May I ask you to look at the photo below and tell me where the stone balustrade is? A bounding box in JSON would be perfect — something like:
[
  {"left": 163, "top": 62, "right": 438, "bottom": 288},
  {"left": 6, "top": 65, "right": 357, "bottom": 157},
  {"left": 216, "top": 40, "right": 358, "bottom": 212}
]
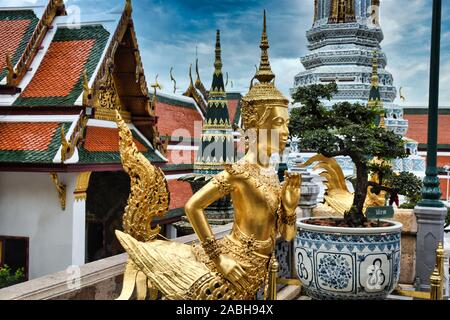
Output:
[
  {"left": 0, "top": 224, "right": 233, "bottom": 300},
  {"left": 0, "top": 223, "right": 298, "bottom": 300}
]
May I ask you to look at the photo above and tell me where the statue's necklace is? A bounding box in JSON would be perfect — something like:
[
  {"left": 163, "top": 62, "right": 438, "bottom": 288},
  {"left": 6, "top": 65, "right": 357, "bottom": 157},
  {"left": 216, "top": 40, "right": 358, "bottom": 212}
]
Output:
[{"left": 228, "top": 159, "right": 281, "bottom": 215}]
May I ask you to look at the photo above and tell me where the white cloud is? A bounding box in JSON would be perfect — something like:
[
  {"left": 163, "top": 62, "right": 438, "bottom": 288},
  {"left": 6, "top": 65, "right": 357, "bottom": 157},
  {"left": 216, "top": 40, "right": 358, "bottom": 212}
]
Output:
[{"left": 0, "top": 0, "right": 40, "bottom": 6}]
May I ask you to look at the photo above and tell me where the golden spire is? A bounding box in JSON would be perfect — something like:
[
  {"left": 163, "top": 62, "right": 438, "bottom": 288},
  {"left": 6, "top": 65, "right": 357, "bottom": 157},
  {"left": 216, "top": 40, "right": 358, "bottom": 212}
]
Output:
[
  {"left": 371, "top": 51, "right": 379, "bottom": 87},
  {"left": 214, "top": 30, "right": 223, "bottom": 75},
  {"left": 255, "top": 10, "right": 275, "bottom": 84},
  {"left": 368, "top": 51, "right": 384, "bottom": 125}
]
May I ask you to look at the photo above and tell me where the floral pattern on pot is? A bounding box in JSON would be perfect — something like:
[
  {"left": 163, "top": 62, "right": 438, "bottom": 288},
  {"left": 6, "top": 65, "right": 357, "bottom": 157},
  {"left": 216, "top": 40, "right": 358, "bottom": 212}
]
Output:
[
  {"left": 295, "top": 218, "right": 402, "bottom": 300},
  {"left": 317, "top": 253, "right": 353, "bottom": 291}
]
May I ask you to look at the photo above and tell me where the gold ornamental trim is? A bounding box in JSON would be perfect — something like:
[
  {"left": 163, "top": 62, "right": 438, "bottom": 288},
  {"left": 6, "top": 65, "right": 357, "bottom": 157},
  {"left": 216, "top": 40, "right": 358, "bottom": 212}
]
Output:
[
  {"left": 50, "top": 172, "right": 66, "bottom": 210},
  {"left": 74, "top": 172, "right": 92, "bottom": 202},
  {"left": 7, "top": 0, "right": 65, "bottom": 86},
  {"left": 60, "top": 113, "right": 88, "bottom": 162},
  {"left": 95, "top": 108, "right": 131, "bottom": 123}
]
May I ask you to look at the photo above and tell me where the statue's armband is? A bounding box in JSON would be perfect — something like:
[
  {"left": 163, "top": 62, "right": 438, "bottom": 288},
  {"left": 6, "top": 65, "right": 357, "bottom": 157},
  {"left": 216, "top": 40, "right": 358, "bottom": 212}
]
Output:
[{"left": 212, "top": 173, "right": 234, "bottom": 196}]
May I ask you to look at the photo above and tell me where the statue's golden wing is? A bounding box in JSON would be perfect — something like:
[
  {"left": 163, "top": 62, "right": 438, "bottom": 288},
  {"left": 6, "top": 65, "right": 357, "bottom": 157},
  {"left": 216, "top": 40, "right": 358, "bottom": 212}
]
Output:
[
  {"left": 116, "top": 111, "right": 170, "bottom": 242},
  {"left": 298, "top": 154, "right": 352, "bottom": 214}
]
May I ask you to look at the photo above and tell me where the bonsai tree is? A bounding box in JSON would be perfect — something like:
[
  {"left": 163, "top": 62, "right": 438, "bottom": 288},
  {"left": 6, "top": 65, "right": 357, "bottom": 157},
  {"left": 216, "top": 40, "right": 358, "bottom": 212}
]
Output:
[{"left": 290, "top": 83, "right": 419, "bottom": 227}]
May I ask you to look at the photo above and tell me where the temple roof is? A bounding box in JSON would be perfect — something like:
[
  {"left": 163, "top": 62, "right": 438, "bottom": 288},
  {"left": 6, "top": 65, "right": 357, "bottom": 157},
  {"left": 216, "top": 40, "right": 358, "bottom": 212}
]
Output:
[
  {"left": 0, "top": 116, "right": 165, "bottom": 167},
  {"left": 0, "top": 0, "right": 167, "bottom": 171},
  {"left": 0, "top": 121, "right": 69, "bottom": 163},
  {"left": 0, "top": 10, "right": 39, "bottom": 82},
  {"left": 14, "top": 25, "right": 109, "bottom": 106},
  {"left": 77, "top": 123, "right": 164, "bottom": 164}
]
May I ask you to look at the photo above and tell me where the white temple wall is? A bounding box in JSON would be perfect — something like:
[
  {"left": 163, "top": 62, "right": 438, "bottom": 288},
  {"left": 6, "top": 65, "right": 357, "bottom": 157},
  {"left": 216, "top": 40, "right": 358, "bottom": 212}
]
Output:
[{"left": 0, "top": 172, "right": 78, "bottom": 279}]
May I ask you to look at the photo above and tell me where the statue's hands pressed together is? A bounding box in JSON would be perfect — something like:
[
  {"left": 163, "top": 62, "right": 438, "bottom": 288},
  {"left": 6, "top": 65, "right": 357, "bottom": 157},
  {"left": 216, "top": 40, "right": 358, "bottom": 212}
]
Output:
[
  {"left": 214, "top": 254, "right": 250, "bottom": 291},
  {"left": 281, "top": 171, "right": 302, "bottom": 215}
]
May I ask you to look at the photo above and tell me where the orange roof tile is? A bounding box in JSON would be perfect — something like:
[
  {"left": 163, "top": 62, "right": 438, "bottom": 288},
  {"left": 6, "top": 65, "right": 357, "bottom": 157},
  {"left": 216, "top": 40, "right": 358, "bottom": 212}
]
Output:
[
  {"left": 0, "top": 20, "right": 31, "bottom": 74},
  {"left": 84, "top": 126, "right": 148, "bottom": 152},
  {"left": 0, "top": 122, "right": 59, "bottom": 151},
  {"left": 21, "top": 39, "right": 95, "bottom": 98}
]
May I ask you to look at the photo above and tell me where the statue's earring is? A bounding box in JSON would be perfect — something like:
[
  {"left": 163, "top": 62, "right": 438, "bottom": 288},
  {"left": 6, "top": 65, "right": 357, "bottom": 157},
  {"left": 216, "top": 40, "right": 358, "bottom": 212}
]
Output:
[{"left": 239, "top": 128, "right": 257, "bottom": 154}]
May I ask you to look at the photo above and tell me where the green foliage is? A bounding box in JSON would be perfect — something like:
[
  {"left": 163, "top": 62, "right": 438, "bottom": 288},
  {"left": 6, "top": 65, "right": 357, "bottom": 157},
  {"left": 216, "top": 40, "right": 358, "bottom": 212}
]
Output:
[
  {"left": 385, "top": 172, "right": 423, "bottom": 208},
  {"left": 290, "top": 83, "right": 414, "bottom": 226},
  {"left": 0, "top": 265, "right": 25, "bottom": 289},
  {"left": 290, "top": 84, "right": 405, "bottom": 162}
]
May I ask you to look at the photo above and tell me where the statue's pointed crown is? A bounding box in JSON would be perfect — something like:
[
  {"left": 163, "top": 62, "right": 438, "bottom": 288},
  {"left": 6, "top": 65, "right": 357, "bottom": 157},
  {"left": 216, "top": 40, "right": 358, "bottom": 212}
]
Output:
[{"left": 241, "top": 10, "right": 289, "bottom": 129}]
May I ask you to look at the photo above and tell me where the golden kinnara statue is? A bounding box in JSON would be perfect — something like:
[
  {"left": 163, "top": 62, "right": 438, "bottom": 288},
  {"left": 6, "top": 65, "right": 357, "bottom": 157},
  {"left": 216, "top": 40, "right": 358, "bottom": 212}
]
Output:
[{"left": 114, "top": 11, "right": 301, "bottom": 300}]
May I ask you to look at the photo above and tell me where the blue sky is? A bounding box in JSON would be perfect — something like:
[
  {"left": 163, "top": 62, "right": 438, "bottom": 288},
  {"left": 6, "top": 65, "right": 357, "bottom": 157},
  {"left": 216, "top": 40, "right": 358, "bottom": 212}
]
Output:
[{"left": 2, "top": 0, "right": 450, "bottom": 106}]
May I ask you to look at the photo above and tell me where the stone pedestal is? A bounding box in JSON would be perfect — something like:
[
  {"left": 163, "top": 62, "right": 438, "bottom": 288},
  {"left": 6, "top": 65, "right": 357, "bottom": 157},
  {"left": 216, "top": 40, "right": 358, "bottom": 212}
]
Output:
[
  {"left": 291, "top": 168, "right": 320, "bottom": 218},
  {"left": 414, "top": 206, "right": 447, "bottom": 291},
  {"left": 389, "top": 209, "right": 418, "bottom": 285}
]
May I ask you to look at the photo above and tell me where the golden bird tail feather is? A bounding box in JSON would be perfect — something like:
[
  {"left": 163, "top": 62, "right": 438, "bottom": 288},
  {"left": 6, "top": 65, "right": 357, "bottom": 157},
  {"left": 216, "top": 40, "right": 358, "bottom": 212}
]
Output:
[
  {"left": 298, "top": 154, "right": 352, "bottom": 214},
  {"left": 115, "top": 230, "right": 208, "bottom": 300},
  {"left": 116, "top": 110, "right": 170, "bottom": 243},
  {"left": 298, "top": 154, "right": 349, "bottom": 192}
]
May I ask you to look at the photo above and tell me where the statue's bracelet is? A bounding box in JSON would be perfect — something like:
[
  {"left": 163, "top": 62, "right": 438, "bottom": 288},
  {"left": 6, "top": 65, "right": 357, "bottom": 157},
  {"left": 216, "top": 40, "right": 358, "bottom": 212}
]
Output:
[
  {"left": 282, "top": 214, "right": 297, "bottom": 226},
  {"left": 202, "top": 237, "right": 222, "bottom": 261}
]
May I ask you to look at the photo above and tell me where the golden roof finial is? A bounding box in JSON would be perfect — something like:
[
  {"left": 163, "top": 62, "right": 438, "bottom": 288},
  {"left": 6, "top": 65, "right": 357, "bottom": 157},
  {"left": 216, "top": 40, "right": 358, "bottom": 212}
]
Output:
[
  {"left": 149, "top": 74, "right": 161, "bottom": 116},
  {"left": 255, "top": 10, "right": 275, "bottom": 84},
  {"left": 125, "top": 0, "right": 132, "bottom": 15},
  {"left": 6, "top": 53, "right": 15, "bottom": 86},
  {"left": 82, "top": 69, "right": 93, "bottom": 105},
  {"left": 189, "top": 63, "right": 194, "bottom": 86},
  {"left": 195, "top": 58, "right": 201, "bottom": 85},
  {"left": 150, "top": 74, "right": 162, "bottom": 94}
]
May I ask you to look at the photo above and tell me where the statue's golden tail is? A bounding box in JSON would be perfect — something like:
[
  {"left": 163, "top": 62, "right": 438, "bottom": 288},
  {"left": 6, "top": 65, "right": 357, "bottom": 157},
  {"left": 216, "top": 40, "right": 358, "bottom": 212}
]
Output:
[
  {"left": 298, "top": 154, "right": 353, "bottom": 215},
  {"left": 115, "top": 111, "right": 170, "bottom": 299},
  {"left": 115, "top": 230, "right": 208, "bottom": 300}
]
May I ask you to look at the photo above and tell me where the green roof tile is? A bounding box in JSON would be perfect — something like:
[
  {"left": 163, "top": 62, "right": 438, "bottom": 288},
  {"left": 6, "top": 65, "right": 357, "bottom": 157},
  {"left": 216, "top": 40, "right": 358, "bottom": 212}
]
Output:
[
  {"left": 13, "top": 25, "right": 109, "bottom": 106},
  {"left": 0, "top": 10, "right": 39, "bottom": 80},
  {"left": 0, "top": 122, "right": 71, "bottom": 163},
  {"left": 77, "top": 129, "right": 166, "bottom": 164}
]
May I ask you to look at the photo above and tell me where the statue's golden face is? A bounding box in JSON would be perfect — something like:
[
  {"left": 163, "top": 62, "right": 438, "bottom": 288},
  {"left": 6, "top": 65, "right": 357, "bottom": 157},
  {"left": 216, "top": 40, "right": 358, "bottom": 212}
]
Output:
[{"left": 259, "top": 106, "right": 289, "bottom": 154}]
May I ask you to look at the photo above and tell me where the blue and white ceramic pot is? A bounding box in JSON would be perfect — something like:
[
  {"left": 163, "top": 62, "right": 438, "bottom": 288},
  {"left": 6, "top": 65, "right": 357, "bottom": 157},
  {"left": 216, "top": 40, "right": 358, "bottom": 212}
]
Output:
[{"left": 295, "top": 217, "right": 402, "bottom": 300}]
